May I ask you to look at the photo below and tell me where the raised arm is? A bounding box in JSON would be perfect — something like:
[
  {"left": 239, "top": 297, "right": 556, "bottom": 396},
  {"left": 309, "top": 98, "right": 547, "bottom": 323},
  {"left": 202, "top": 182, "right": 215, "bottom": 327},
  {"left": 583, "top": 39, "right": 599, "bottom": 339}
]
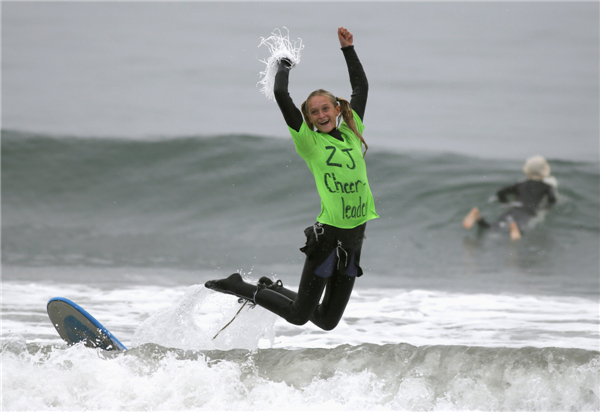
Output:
[
  {"left": 273, "top": 28, "right": 369, "bottom": 132},
  {"left": 339, "top": 27, "right": 368, "bottom": 121},
  {"left": 274, "top": 59, "right": 304, "bottom": 132}
]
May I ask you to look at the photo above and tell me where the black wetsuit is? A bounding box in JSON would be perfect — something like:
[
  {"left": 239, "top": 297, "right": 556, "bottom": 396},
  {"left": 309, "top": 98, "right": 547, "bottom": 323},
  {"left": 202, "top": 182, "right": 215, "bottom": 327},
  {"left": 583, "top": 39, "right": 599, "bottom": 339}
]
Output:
[
  {"left": 478, "top": 179, "right": 557, "bottom": 231},
  {"left": 206, "top": 46, "right": 370, "bottom": 331}
]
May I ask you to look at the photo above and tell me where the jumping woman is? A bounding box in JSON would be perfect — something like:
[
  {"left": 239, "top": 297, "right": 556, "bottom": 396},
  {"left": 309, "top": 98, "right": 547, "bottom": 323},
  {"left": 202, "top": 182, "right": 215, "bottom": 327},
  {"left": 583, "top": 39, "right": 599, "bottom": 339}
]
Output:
[{"left": 205, "top": 27, "right": 378, "bottom": 331}]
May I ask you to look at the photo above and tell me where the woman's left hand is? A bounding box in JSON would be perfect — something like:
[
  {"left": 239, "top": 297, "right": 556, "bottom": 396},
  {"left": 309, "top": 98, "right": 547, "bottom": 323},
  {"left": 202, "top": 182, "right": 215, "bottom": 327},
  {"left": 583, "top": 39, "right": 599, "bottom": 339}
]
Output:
[{"left": 338, "top": 27, "right": 353, "bottom": 47}]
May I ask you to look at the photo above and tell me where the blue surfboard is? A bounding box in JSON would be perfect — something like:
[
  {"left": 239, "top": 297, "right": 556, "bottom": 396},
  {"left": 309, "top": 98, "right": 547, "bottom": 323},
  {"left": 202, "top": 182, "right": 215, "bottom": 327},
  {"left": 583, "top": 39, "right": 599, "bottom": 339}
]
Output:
[{"left": 47, "top": 297, "right": 127, "bottom": 351}]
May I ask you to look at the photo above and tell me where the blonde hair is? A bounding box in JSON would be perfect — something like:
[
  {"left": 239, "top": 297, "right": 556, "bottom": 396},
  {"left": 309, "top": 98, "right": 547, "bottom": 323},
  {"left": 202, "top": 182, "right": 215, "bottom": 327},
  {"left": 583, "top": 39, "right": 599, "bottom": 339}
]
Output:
[
  {"left": 523, "top": 155, "right": 551, "bottom": 180},
  {"left": 301, "top": 89, "right": 368, "bottom": 156}
]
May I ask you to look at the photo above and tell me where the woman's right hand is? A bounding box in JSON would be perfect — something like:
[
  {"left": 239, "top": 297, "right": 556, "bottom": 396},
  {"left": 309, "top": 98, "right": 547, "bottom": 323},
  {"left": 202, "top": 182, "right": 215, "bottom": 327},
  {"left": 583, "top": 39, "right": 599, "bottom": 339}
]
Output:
[{"left": 338, "top": 27, "right": 353, "bottom": 47}]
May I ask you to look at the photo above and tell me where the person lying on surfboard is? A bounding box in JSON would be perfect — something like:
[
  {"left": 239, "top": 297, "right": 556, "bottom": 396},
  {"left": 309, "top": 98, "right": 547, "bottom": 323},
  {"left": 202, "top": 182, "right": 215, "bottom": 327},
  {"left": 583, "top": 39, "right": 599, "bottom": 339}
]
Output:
[
  {"left": 462, "top": 155, "right": 557, "bottom": 240},
  {"left": 205, "top": 27, "right": 379, "bottom": 331}
]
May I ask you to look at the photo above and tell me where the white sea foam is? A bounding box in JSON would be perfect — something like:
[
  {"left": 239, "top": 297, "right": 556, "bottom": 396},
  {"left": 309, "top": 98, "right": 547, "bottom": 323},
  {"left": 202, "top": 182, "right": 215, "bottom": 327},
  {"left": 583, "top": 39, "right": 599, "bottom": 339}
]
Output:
[
  {"left": 2, "top": 333, "right": 597, "bottom": 411},
  {"left": 2, "top": 280, "right": 598, "bottom": 411},
  {"left": 2, "top": 280, "right": 598, "bottom": 351}
]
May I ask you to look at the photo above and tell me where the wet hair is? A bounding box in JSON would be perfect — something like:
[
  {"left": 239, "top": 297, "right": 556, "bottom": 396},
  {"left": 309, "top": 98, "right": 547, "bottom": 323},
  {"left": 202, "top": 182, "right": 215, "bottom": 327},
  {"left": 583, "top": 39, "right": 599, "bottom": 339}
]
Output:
[{"left": 301, "top": 89, "right": 368, "bottom": 156}]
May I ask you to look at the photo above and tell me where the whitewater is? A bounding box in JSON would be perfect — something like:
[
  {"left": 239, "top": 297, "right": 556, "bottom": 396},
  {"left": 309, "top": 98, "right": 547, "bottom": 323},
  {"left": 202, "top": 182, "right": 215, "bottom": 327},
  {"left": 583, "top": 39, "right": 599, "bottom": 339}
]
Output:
[{"left": 3, "top": 279, "right": 599, "bottom": 411}]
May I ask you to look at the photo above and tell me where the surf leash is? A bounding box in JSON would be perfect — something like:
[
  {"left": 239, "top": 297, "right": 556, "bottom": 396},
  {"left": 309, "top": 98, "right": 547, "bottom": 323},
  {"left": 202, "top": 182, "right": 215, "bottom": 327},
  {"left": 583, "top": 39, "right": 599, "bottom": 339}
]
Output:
[{"left": 212, "top": 300, "right": 250, "bottom": 340}]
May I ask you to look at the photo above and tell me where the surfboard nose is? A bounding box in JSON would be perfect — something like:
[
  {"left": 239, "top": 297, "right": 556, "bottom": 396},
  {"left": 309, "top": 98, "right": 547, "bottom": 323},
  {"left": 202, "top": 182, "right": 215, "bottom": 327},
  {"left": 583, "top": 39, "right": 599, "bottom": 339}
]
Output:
[{"left": 47, "top": 297, "right": 127, "bottom": 351}]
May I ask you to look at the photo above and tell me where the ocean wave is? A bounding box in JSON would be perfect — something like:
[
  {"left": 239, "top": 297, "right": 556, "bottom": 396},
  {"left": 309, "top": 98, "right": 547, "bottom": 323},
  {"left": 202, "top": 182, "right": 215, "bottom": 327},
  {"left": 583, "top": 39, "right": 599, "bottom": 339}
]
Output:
[
  {"left": 2, "top": 337, "right": 598, "bottom": 411},
  {"left": 2, "top": 130, "right": 599, "bottom": 296}
]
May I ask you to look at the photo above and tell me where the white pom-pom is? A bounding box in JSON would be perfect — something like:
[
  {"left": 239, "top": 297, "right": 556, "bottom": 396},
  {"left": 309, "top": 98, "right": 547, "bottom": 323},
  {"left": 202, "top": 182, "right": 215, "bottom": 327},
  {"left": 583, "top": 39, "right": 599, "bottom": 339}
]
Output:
[{"left": 257, "top": 27, "right": 304, "bottom": 100}]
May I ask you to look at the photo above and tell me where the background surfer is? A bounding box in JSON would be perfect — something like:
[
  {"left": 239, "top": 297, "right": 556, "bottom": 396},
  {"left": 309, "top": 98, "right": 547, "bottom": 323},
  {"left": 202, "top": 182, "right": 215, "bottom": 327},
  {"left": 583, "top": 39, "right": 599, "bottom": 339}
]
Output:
[
  {"left": 206, "top": 27, "right": 378, "bottom": 331},
  {"left": 462, "top": 155, "right": 557, "bottom": 240}
]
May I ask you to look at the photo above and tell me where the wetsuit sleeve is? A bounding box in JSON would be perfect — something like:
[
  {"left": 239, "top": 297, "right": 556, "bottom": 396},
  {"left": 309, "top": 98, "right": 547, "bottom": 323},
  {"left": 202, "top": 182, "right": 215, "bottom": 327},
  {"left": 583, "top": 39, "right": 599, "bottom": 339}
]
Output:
[
  {"left": 274, "top": 59, "right": 304, "bottom": 132},
  {"left": 546, "top": 185, "right": 557, "bottom": 206},
  {"left": 497, "top": 184, "right": 518, "bottom": 203},
  {"left": 342, "top": 45, "right": 368, "bottom": 121}
]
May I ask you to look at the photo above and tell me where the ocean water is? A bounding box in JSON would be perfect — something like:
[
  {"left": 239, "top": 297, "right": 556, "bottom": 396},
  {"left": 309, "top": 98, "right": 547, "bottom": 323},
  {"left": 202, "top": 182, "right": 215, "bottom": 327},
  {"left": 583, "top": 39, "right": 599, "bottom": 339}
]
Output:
[{"left": 2, "top": 2, "right": 599, "bottom": 411}]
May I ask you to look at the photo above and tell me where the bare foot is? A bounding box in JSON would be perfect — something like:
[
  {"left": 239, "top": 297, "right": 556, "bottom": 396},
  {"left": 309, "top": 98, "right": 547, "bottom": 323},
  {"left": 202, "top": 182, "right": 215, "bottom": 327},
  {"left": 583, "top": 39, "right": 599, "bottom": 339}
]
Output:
[
  {"left": 509, "top": 221, "right": 521, "bottom": 240},
  {"left": 462, "top": 207, "right": 481, "bottom": 229}
]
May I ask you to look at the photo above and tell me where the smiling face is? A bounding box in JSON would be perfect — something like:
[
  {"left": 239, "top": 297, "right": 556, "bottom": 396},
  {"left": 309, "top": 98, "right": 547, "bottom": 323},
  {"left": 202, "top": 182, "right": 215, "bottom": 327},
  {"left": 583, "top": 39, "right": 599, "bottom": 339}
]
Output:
[{"left": 306, "top": 95, "right": 341, "bottom": 134}]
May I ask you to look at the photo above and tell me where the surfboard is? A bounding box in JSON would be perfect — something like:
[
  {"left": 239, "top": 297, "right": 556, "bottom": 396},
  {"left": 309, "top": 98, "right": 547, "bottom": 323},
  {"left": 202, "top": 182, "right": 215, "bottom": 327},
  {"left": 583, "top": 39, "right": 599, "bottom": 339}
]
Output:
[{"left": 47, "top": 297, "right": 127, "bottom": 351}]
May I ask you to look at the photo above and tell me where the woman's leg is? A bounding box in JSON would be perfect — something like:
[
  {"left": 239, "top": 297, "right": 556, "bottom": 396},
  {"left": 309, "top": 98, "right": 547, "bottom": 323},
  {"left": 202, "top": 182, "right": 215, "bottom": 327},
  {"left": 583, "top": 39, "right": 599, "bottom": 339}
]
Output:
[
  {"left": 205, "top": 238, "right": 334, "bottom": 326},
  {"left": 300, "top": 224, "right": 364, "bottom": 329},
  {"left": 463, "top": 207, "right": 481, "bottom": 229},
  {"left": 205, "top": 223, "right": 365, "bottom": 330},
  {"left": 311, "top": 270, "right": 356, "bottom": 330},
  {"left": 463, "top": 207, "right": 492, "bottom": 229},
  {"left": 255, "top": 259, "right": 328, "bottom": 326},
  {"left": 257, "top": 246, "right": 359, "bottom": 329}
]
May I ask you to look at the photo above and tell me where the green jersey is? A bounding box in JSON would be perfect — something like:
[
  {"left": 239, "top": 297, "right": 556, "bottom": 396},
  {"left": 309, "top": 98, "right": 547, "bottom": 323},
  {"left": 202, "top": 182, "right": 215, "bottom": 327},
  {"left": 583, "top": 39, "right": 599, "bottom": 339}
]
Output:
[{"left": 289, "top": 110, "right": 379, "bottom": 229}]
